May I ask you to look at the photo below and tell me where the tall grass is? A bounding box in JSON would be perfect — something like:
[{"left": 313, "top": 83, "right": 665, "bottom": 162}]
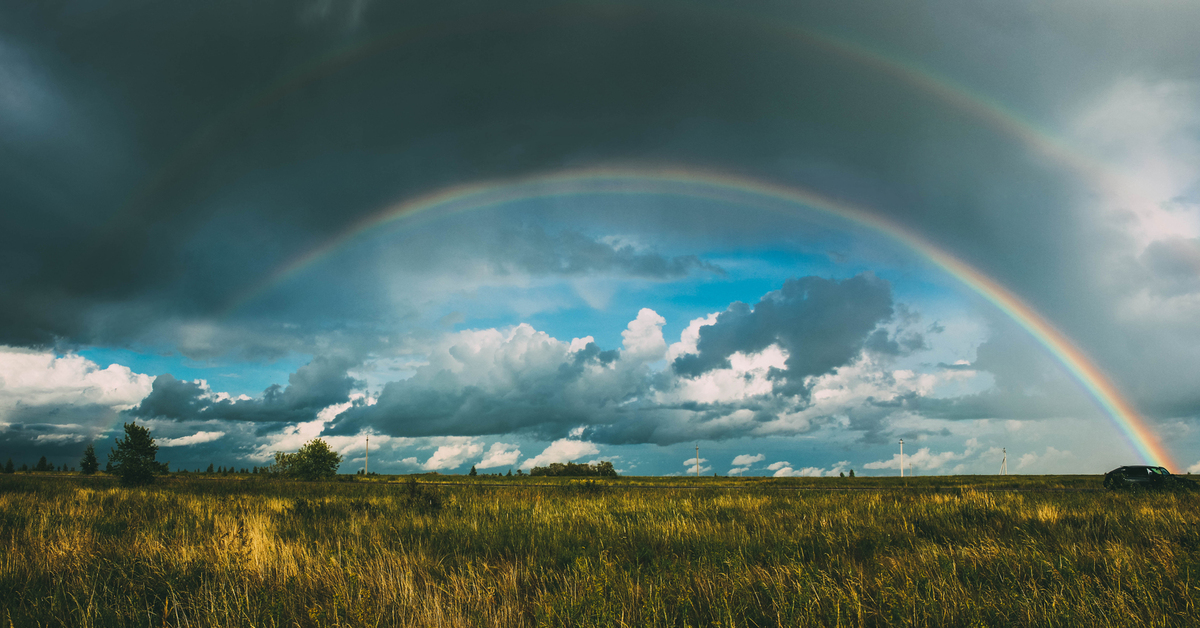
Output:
[{"left": 1, "top": 475, "right": 1197, "bottom": 627}]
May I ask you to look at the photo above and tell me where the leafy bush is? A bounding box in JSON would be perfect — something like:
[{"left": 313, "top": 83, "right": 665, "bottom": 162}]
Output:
[
  {"left": 271, "top": 438, "right": 342, "bottom": 481},
  {"left": 529, "top": 461, "right": 617, "bottom": 477}
]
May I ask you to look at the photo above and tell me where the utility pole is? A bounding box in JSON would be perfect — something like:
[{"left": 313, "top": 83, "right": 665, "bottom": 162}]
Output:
[
  {"left": 1000, "top": 448, "right": 1007, "bottom": 475},
  {"left": 365, "top": 436, "right": 369, "bottom": 475},
  {"left": 695, "top": 443, "right": 700, "bottom": 478},
  {"left": 899, "top": 438, "right": 904, "bottom": 478}
]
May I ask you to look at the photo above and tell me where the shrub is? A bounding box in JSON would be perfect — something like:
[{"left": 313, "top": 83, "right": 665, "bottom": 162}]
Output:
[
  {"left": 272, "top": 438, "right": 343, "bottom": 481},
  {"left": 529, "top": 461, "right": 617, "bottom": 477}
]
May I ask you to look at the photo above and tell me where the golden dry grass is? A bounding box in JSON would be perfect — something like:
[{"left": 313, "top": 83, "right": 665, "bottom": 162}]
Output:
[{"left": 1, "top": 475, "right": 1198, "bottom": 627}]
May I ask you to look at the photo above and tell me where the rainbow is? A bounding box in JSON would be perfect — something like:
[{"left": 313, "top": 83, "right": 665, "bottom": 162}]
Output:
[{"left": 225, "top": 166, "right": 1177, "bottom": 470}]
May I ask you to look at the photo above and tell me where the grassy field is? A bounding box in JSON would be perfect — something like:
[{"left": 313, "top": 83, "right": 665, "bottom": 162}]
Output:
[{"left": 2, "top": 474, "right": 1198, "bottom": 627}]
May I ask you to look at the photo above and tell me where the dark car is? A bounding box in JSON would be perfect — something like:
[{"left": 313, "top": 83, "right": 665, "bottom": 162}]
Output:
[{"left": 1103, "top": 465, "right": 1198, "bottom": 490}]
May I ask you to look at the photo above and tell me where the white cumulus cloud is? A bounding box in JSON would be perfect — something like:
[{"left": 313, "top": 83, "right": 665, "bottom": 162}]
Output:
[
  {"left": 478, "top": 442, "right": 521, "bottom": 468},
  {"left": 731, "top": 453, "right": 765, "bottom": 466},
  {"left": 423, "top": 439, "right": 484, "bottom": 471},
  {"left": 621, "top": 308, "right": 667, "bottom": 362},
  {"left": 158, "top": 431, "right": 225, "bottom": 447},
  {"left": 520, "top": 439, "right": 599, "bottom": 469},
  {"left": 0, "top": 347, "right": 153, "bottom": 419}
]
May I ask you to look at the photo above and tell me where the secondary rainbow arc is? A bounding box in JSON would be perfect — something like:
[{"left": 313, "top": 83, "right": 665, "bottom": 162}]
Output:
[{"left": 226, "top": 166, "right": 1176, "bottom": 471}]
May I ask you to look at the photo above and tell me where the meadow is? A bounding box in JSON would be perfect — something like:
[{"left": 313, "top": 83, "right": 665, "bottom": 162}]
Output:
[{"left": 1, "top": 473, "right": 1198, "bottom": 627}]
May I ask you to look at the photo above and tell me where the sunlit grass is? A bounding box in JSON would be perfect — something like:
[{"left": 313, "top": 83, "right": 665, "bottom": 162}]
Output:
[{"left": 1, "top": 475, "right": 1197, "bottom": 626}]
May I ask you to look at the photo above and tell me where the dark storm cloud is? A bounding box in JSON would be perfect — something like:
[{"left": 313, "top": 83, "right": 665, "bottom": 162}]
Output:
[
  {"left": 0, "top": 0, "right": 1103, "bottom": 351},
  {"left": 3, "top": 0, "right": 1200, "bottom": 435},
  {"left": 673, "top": 274, "right": 893, "bottom": 392},
  {"left": 128, "top": 356, "right": 361, "bottom": 423}
]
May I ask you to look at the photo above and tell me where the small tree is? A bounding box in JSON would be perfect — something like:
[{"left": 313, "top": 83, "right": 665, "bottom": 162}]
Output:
[
  {"left": 36, "top": 456, "right": 49, "bottom": 472},
  {"left": 468, "top": 465, "right": 477, "bottom": 477},
  {"left": 109, "top": 422, "right": 167, "bottom": 486},
  {"left": 849, "top": 469, "right": 855, "bottom": 478},
  {"left": 3, "top": 459, "right": 13, "bottom": 474},
  {"left": 206, "top": 463, "right": 214, "bottom": 474},
  {"left": 80, "top": 444, "right": 99, "bottom": 475},
  {"left": 272, "top": 438, "right": 342, "bottom": 481}
]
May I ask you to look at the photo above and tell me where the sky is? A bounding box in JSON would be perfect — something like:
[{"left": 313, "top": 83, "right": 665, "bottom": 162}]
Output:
[{"left": 2, "top": 0, "right": 1200, "bottom": 477}]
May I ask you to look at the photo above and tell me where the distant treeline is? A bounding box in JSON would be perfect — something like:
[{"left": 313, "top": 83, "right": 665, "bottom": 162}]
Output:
[
  {"left": 529, "top": 461, "right": 617, "bottom": 477},
  {"left": 3, "top": 457, "right": 73, "bottom": 474}
]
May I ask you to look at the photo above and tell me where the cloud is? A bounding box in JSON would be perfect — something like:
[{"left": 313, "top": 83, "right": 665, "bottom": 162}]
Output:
[
  {"left": 520, "top": 439, "right": 600, "bottom": 470},
  {"left": 681, "top": 457, "right": 712, "bottom": 474},
  {"left": 423, "top": 439, "right": 484, "bottom": 471},
  {"left": 477, "top": 442, "right": 521, "bottom": 469},
  {"left": 128, "top": 355, "right": 362, "bottom": 424},
  {"left": 731, "top": 453, "right": 764, "bottom": 466},
  {"left": 7, "top": 0, "right": 1200, "bottom": 470},
  {"left": 864, "top": 439, "right": 982, "bottom": 473},
  {"left": 1015, "top": 446, "right": 1077, "bottom": 474},
  {"left": 158, "top": 431, "right": 225, "bottom": 447},
  {"left": 330, "top": 311, "right": 671, "bottom": 441},
  {"left": 621, "top": 308, "right": 668, "bottom": 362},
  {"left": 763, "top": 460, "right": 849, "bottom": 477},
  {"left": 671, "top": 274, "right": 894, "bottom": 396},
  {"left": 0, "top": 347, "right": 153, "bottom": 421},
  {"left": 728, "top": 453, "right": 764, "bottom": 475}
]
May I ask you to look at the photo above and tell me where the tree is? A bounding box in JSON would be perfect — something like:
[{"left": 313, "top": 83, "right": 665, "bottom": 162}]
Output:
[
  {"left": 529, "top": 461, "right": 617, "bottom": 478},
  {"left": 206, "top": 463, "right": 214, "bottom": 474},
  {"left": 849, "top": 469, "right": 855, "bottom": 478},
  {"left": 80, "top": 444, "right": 99, "bottom": 475},
  {"left": 468, "top": 465, "right": 477, "bottom": 477},
  {"left": 272, "top": 438, "right": 342, "bottom": 481},
  {"left": 36, "top": 456, "right": 49, "bottom": 472},
  {"left": 109, "top": 422, "right": 167, "bottom": 486},
  {"left": 3, "top": 459, "right": 12, "bottom": 474}
]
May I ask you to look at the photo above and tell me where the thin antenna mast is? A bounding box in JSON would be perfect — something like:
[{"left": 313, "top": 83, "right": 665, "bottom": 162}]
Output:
[
  {"left": 1000, "top": 448, "right": 1007, "bottom": 475},
  {"left": 695, "top": 443, "right": 700, "bottom": 478},
  {"left": 365, "top": 436, "right": 369, "bottom": 475},
  {"left": 899, "top": 438, "right": 904, "bottom": 478}
]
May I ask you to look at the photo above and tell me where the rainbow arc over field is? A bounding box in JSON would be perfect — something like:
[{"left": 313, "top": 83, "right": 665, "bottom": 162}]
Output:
[{"left": 226, "top": 166, "right": 1176, "bottom": 470}]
